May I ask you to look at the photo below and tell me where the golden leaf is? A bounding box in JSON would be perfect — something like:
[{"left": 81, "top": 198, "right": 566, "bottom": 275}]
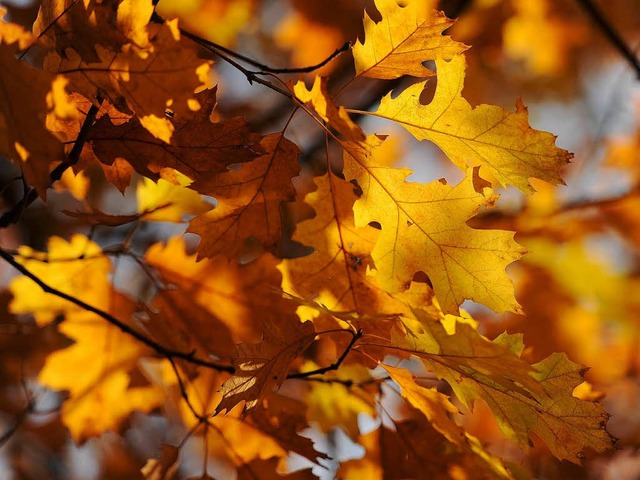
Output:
[
  {"left": 353, "top": 0, "right": 467, "bottom": 79},
  {"left": 343, "top": 136, "right": 525, "bottom": 314},
  {"left": 369, "top": 55, "right": 572, "bottom": 193},
  {"left": 9, "top": 235, "right": 163, "bottom": 441},
  {"left": 400, "top": 309, "right": 614, "bottom": 463}
]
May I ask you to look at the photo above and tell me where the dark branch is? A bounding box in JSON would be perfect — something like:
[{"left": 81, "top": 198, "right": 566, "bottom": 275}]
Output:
[
  {"left": 576, "top": 0, "right": 640, "bottom": 78},
  {"left": 286, "top": 329, "right": 362, "bottom": 380},
  {"left": 0, "top": 247, "right": 235, "bottom": 373},
  {"left": 0, "top": 101, "right": 101, "bottom": 228}
]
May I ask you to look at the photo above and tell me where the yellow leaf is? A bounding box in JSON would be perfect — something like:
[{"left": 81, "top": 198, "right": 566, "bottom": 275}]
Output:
[
  {"left": 305, "top": 363, "right": 376, "bottom": 439},
  {"left": 55, "top": 168, "right": 90, "bottom": 200},
  {"left": 279, "top": 172, "right": 379, "bottom": 318},
  {"left": 399, "top": 309, "right": 614, "bottom": 463},
  {"left": 293, "top": 77, "right": 364, "bottom": 142},
  {"left": 137, "top": 169, "right": 212, "bottom": 222},
  {"left": 381, "top": 364, "right": 464, "bottom": 445},
  {"left": 353, "top": 0, "right": 467, "bottom": 79},
  {"left": 9, "top": 235, "right": 163, "bottom": 441},
  {"left": 369, "top": 55, "right": 572, "bottom": 193},
  {"left": 343, "top": 136, "right": 525, "bottom": 314}
]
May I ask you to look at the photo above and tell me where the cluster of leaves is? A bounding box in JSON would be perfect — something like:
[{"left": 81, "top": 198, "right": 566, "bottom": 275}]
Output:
[{"left": 4, "top": 0, "right": 638, "bottom": 478}]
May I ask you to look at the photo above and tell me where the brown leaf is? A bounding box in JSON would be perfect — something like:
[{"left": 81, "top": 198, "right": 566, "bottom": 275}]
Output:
[
  {"left": 187, "top": 133, "right": 300, "bottom": 259},
  {"left": 0, "top": 32, "right": 70, "bottom": 197},
  {"left": 89, "top": 88, "right": 263, "bottom": 182},
  {"left": 46, "top": 19, "right": 212, "bottom": 142},
  {"left": 34, "top": 0, "right": 154, "bottom": 62},
  {"left": 215, "top": 318, "right": 316, "bottom": 415}
]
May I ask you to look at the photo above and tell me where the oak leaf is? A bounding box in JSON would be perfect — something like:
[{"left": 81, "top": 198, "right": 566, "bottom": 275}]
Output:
[
  {"left": 89, "top": 88, "right": 262, "bottom": 184},
  {"left": 47, "top": 19, "right": 212, "bottom": 142},
  {"left": 353, "top": 0, "right": 467, "bottom": 79},
  {"left": 9, "top": 235, "right": 164, "bottom": 441},
  {"left": 370, "top": 55, "right": 572, "bottom": 192},
  {"left": 187, "top": 133, "right": 299, "bottom": 259},
  {"left": 343, "top": 136, "right": 525, "bottom": 314},
  {"left": 399, "top": 309, "right": 614, "bottom": 463},
  {"left": 215, "top": 317, "right": 316, "bottom": 415}
]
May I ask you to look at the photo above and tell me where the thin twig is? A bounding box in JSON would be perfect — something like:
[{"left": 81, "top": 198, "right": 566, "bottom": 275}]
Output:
[
  {"left": 286, "top": 329, "right": 362, "bottom": 379},
  {"left": 0, "top": 247, "right": 235, "bottom": 373},
  {"left": 167, "top": 356, "right": 207, "bottom": 422},
  {"left": 576, "top": 0, "right": 640, "bottom": 78},
  {"left": 151, "top": 12, "right": 350, "bottom": 75}
]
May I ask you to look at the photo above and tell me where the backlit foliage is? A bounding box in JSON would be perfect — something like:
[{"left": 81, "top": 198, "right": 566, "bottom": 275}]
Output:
[{"left": 1, "top": 0, "right": 639, "bottom": 478}]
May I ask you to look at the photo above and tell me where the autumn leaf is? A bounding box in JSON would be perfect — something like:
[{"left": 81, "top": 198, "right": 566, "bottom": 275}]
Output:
[
  {"left": 339, "top": 413, "right": 512, "bottom": 480},
  {"left": 248, "top": 394, "right": 324, "bottom": 464},
  {"left": 215, "top": 317, "right": 316, "bottom": 415},
  {"left": 176, "top": 369, "right": 290, "bottom": 466},
  {"left": 187, "top": 133, "right": 300, "bottom": 259},
  {"left": 145, "top": 237, "right": 294, "bottom": 344},
  {"left": 46, "top": 19, "right": 212, "bottom": 142},
  {"left": 343, "top": 135, "right": 525, "bottom": 314},
  {"left": 0, "top": 22, "right": 74, "bottom": 196},
  {"left": 352, "top": 0, "right": 467, "bottom": 79},
  {"left": 396, "top": 308, "right": 614, "bottom": 463},
  {"left": 304, "top": 362, "right": 377, "bottom": 439},
  {"left": 293, "top": 76, "right": 364, "bottom": 141},
  {"left": 279, "top": 172, "right": 378, "bottom": 315},
  {"left": 364, "top": 55, "right": 572, "bottom": 193},
  {"left": 137, "top": 169, "right": 212, "bottom": 222},
  {"left": 381, "top": 364, "right": 464, "bottom": 445},
  {"left": 89, "top": 88, "right": 262, "bottom": 184},
  {"left": 9, "top": 235, "right": 164, "bottom": 441},
  {"left": 34, "top": 0, "right": 155, "bottom": 61}
]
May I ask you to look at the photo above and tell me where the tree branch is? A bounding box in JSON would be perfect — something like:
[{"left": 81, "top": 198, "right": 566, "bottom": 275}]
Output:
[
  {"left": 0, "top": 100, "right": 101, "bottom": 228},
  {"left": 0, "top": 247, "right": 235, "bottom": 373},
  {"left": 286, "top": 329, "right": 362, "bottom": 380},
  {"left": 576, "top": 0, "right": 640, "bottom": 78}
]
